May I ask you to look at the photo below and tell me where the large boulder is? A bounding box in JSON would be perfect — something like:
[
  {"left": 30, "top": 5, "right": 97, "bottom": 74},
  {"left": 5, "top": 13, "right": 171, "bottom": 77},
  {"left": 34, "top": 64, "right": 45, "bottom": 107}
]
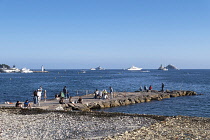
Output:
[
  {"left": 138, "top": 96, "right": 145, "bottom": 102},
  {"left": 72, "top": 104, "right": 90, "bottom": 111},
  {"left": 186, "top": 91, "right": 197, "bottom": 96},
  {"left": 110, "top": 100, "right": 121, "bottom": 107},
  {"left": 128, "top": 98, "right": 136, "bottom": 104},
  {"left": 102, "top": 101, "right": 111, "bottom": 108},
  {"left": 133, "top": 97, "right": 141, "bottom": 103},
  {"left": 124, "top": 98, "right": 131, "bottom": 105},
  {"left": 97, "top": 101, "right": 105, "bottom": 108},
  {"left": 87, "top": 102, "right": 100, "bottom": 109},
  {"left": 160, "top": 93, "right": 170, "bottom": 99}
]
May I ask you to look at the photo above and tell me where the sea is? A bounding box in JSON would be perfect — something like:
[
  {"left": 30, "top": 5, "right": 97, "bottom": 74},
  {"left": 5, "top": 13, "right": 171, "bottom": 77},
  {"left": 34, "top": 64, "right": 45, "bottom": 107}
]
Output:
[{"left": 0, "top": 69, "right": 209, "bottom": 117}]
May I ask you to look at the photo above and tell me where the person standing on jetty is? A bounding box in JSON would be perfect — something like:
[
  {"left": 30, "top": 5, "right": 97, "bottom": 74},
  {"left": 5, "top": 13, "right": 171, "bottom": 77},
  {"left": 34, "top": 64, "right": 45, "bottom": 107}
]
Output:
[
  {"left": 33, "top": 90, "right": 38, "bottom": 106},
  {"left": 109, "top": 86, "right": 113, "bottom": 99},
  {"left": 139, "top": 86, "right": 143, "bottom": 91},
  {"left": 144, "top": 85, "right": 148, "bottom": 92},
  {"left": 162, "top": 83, "right": 165, "bottom": 92},
  {"left": 63, "top": 86, "right": 69, "bottom": 99},
  {"left": 94, "top": 89, "right": 99, "bottom": 99},
  {"left": 37, "top": 87, "right": 42, "bottom": 103}
]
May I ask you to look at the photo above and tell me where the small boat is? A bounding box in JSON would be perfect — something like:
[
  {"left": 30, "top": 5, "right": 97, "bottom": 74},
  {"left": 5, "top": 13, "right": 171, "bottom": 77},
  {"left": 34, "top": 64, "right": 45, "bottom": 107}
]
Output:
[
  {"left": 127, "top": 66, "right": 142, "bottom": 71},
  {"left": 81, "top": 70, "right": 86, "bottom": 73},
  {"left": 95, "top": 66, "right": 105, "bottom": 70},
  {"left": 90, "top": 68, "right": 96, "bottom": 70},
  {"left": 20, "top": 68, "right": 33, "bottom": 73}
]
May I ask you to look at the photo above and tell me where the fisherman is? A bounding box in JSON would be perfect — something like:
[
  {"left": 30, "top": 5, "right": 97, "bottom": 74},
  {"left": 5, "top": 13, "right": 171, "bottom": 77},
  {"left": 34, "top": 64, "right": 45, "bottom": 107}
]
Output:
[
  {"left": 109, "top": 86, "right": 113, "bottom": 99},
  {"left": 162, "top": 83, "right": 165, "bottom": 92}
]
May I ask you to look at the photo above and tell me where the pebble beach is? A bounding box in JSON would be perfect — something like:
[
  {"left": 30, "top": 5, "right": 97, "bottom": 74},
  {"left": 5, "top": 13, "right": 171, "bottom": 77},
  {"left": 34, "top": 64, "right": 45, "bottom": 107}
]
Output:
[
  {"left": 0, "top": 108, "right": 210, "bottom": 140},
  {"left": 0, "top": 108, "right": 159, "bottom": 140}
]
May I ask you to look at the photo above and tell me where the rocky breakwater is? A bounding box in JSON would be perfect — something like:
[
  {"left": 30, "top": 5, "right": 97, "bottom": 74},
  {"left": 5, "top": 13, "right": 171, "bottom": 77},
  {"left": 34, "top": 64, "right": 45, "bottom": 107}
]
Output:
[{"left": 78, "top": 90, "right": 197, "bottom": 111}]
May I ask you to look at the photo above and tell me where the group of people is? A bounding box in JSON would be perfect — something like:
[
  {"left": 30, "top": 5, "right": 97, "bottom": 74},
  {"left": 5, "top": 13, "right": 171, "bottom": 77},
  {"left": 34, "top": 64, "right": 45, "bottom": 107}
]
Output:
[
  {"left": 58, "top": 86, "right": 83, "bottom": 106},
  {"left": 59, "top": 96, "right": 83, "bottom": 105},
  {"left": 55, "top": 86, "right": 69, "bottom": 99},
  {"left": 33, "top": 86, "right": 47, "bottom": 106},
  {"left": 15, "top": 86, "right": 47, "bottom": 108},
  {"left": 139, "top": 85, "right": 153, "bottom": 92},
  {"left": 139, "top": 83, "right": 165, "bottom": 92},
  {"left": 94, "top": 89, "right": 108, "bottom": 99},
  {"left": 94, "top": 86, "right": 114, "bottom": 99},
  {"left": 15, "top": 100, "right": 31, "bottom": 108}
]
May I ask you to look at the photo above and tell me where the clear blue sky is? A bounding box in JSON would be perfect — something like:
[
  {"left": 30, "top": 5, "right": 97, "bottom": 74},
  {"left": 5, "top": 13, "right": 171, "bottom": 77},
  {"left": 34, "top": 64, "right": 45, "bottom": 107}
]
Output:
[{"left": 1, "top": 0, "right": 210, "bottom": 69}]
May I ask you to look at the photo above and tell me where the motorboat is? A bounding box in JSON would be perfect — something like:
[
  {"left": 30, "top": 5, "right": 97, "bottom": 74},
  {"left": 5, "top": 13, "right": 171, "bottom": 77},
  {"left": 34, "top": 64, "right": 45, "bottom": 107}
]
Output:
[
  {"left": 0, "top": 66, "right": 20, "bottom": 73},
  {"left": 80, "top": 70, "right": 86, "bottom": 73},
  {"left": 90, "top": 68, "right": 96, "bottom": 70},
  {"left": 20, "top": 68, "right": 33, "bottom": 73},
  {"left": 0, "top": 68, "right": 16, "bottom": 73},
  {"left": 127, "top": 66, "right": 142, "bottom": 71},
  {"left": 95, "top": 66, "right": 105, "bottom": 70}
]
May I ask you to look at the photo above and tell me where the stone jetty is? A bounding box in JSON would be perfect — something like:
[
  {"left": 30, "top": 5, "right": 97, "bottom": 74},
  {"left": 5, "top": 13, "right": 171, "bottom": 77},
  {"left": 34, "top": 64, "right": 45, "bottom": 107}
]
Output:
[
  {"left": 0, "top": 90, "right": 197, "bottom": 111},
  {"left": 80, "top": 90, "right": 197, "bottom": 111}
]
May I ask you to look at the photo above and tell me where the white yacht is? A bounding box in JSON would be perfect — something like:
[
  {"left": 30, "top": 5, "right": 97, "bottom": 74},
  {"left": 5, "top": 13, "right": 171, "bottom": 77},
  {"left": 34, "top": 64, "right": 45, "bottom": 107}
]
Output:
[
  {"left": 95, "top": 66, "right": 105, "bottom": 70},
  {"left": 127, "top": 66, "right": 142, "bottom": 71},
  {"left": 0, "top": 65, "right": 20, "bottom": 73},
  {"left": 1, "top": 69, "right": 16, "bottom": 73},
  {"left": 158, "top": 64, "right": 168, "bottom": 71},
  {"left": 20, "top": 68, "right": 33, "bottom": 73},
  {"left": 90, "top": 68, "right": 96, "bottom": 70},
  {"left": 162, "top": 67, "right": 168, "bottom": 71}
]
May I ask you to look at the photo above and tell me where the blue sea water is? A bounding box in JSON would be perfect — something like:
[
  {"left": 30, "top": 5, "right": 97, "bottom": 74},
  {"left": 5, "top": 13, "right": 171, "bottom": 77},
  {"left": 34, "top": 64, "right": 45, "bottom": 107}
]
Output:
[{"left": 0, "top": 69, "right": 209, "bottom": 117}]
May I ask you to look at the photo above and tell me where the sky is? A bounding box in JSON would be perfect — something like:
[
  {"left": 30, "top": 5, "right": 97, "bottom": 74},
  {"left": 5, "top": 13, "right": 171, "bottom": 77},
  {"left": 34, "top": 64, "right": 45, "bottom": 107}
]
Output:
[{"left": 0, "top": 0, "right": 210, "bottom": 69}]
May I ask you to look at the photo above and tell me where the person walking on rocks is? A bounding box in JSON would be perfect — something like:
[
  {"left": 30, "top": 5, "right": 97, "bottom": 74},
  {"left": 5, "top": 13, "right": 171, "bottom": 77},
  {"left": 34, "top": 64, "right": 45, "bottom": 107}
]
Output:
[
  {"left": 162, "top": 83, "right": 165, "bottom": 92},
  {"left": 109, "top": 86, "right": 113, "bottom": 99}
]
